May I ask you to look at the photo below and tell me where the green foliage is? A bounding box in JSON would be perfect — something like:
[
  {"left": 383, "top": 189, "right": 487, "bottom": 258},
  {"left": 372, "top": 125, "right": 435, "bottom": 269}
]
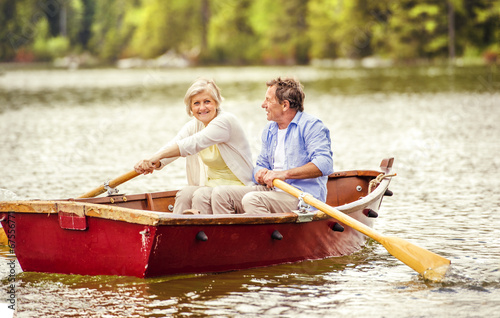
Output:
[
  {"left": 369, "top": 1, "right": 450, "bottom": 59},
  {"left": 88, "top": 0, "right": 128, "bottom": 60},
  {"left": 33, "top": 36, "right": 70, "bottom": 60},
  {"left": 0, "top": 0, "right": 20, "bottom": 60},
  {"left": 0, "top": 0, "right": 498, "bottom": 64},
  {"left": 30, "top": 13, "right": 70, "bottom": 60},
  {"left": 207, "top": 0, "right": 259, "bottom": 64},
  {"left": 126, "top": 0, "right": 201, "bottom": 59},
  {"left": 307, "top": 0, "right": 342, "bottom": 59},
  {"left": 249, "top": 0, "right": 310, "bottom": 64},
  {"left": 1, "top": 0, "right": 39, "bottom": 61}
]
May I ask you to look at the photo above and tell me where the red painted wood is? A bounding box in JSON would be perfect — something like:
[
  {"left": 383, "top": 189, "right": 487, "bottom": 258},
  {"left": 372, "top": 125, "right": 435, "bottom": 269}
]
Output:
[
  {"left": 4, "top": 213, "right": 155, "bottom": 277},
  {"left": 2, "top": 209, "right": 372, "bottom": 278},
  {"left": 144, "top": 214, "right": 370, "bottom": 277},
  {"left": 58, "top": 212, "right": 87, "bottom": 230}
]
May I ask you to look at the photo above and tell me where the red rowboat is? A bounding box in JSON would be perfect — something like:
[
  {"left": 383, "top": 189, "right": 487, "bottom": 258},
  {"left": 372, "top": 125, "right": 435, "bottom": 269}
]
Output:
[{"left": 0, "top": 158, "right": 394, "bottom": 278}]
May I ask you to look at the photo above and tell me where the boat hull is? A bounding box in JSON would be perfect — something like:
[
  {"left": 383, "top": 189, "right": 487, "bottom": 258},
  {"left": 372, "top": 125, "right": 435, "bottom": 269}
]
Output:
[
  {"left": 2, "top": 210, "right": 374, "bottom": 278},
  {"left": 144, "top": 214, "right": 370, "bottom": 277},
  {"left": 0, "top": 159, "right": 394, "bottom": 278},
  {"left": 4, "top": 213, "right": 153, "bottom": 277}
]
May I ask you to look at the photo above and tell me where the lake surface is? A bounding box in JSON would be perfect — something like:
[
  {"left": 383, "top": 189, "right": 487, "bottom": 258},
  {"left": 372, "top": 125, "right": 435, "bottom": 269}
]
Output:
[{"left": 0, "top": 64, "right": 499, "bottom": 317}]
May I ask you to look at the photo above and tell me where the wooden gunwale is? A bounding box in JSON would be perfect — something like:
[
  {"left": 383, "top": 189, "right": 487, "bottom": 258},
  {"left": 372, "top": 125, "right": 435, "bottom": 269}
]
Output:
[{"left": 0, "top": 170, "right": 392, "bottom": 227}]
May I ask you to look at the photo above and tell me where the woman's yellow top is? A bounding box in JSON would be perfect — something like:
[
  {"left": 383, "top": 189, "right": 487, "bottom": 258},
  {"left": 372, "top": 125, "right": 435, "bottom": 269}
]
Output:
[{"left": 199, "top": 144, "right": 244, "bottom": 187}]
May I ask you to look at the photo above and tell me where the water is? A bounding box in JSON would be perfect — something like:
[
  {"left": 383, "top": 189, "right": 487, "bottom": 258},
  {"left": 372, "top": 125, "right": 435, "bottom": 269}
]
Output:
[{"left": 0, "top": 65, "right": 499, "bottom": 317}]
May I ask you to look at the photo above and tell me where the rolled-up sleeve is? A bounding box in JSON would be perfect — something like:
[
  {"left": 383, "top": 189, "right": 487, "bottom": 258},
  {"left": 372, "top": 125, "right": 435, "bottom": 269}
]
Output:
[{"left": 306, "top": 123, "right": 333, "bottom": 176}]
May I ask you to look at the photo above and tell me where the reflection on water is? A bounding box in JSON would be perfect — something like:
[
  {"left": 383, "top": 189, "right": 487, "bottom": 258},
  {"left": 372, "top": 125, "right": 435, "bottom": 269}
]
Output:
[{"left": 0, "top": 65, "right": 499, "bottom": 317}]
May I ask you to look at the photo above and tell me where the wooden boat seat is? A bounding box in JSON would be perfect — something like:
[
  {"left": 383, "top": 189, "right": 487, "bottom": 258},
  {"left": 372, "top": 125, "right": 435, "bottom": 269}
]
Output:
[{"left": 73, "top": 190, "right": 178, "bottom": 212}]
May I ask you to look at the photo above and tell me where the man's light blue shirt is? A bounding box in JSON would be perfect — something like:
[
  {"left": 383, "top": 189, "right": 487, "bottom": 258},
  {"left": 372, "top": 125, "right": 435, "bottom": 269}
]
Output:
[{"left": 253, "top": 111, "right": 334, "bottom": 202}]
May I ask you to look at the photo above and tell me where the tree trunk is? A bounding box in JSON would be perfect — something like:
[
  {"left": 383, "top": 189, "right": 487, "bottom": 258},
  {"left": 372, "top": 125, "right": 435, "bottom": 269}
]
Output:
[
  {"left": 201, "top": 0, "right": 210, "bottom": 51},
  {"left": 448, "top": 1, "right": 455, "bottom": 62}
]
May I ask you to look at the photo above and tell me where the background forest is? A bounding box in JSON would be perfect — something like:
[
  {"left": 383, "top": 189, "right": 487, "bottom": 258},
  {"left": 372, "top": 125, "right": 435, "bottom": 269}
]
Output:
[{"left": 1, "top": 0, "right": 499, "bottom": 66}]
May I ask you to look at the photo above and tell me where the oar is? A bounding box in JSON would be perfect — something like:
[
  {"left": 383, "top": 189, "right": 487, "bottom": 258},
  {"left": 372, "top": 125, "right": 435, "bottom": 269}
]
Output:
[
  {"left": 273, "top": 179, "right": 451, "bottom": 281},
  {"left": 0, "top": 189, "right": 18, "bottom": 245},
  {"left": 0, "top": 227, "right": 7, "bottom": 246},
  {"left": 78, "top": 170, "right": 140, "bottom": 198}
]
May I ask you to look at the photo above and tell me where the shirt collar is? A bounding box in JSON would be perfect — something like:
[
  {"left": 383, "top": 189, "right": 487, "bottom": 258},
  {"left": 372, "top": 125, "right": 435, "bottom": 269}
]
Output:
[
  {"left": 290, "top": 110, "right": 302, "bottom": 126},
  {"left": 269, "top": 111, "right": 302, "bottom": 132}
]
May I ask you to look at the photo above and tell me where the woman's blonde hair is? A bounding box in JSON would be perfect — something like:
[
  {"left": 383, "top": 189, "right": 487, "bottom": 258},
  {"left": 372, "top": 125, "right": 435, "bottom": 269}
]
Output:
[{"left": 184, "top": 78, "right": 224, "bottom": 116}]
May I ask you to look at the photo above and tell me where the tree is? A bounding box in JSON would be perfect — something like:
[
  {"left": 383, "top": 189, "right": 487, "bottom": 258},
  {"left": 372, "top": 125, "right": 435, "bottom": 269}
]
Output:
[
  {"left": 369, "top": 1, "right": 449, "bottom": 60},
  {"left": 77, "top": 0, "right": 95, "bottom": 49},
  {"left": 87, "top": 0, "right": 130, "bottom": 60},
  {"left": 308, "top": 0, "right": 378, "bottom": 60},
  {"left": 1, "top": 0, "right": 498, "bottom": 64},
  {"left": 207, "top": 0, "right": 259, "bottom": 64},
  {"left": 458, "top": 0, "right": 500, "bottom": 58},
  {"left": 250, "top": 0, "right": 309, "bottom": 64},
  {"left": 125, "top": 0, "right": 201, "bottom": 60},
  {"left": 1, "top": 0, "right": 23, "bottom": 61}
]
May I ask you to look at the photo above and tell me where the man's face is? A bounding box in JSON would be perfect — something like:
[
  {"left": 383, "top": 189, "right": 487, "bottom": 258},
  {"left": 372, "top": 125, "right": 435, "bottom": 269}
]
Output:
[{"left": 262, "top": 85, "right": 284, "bottom": 123}]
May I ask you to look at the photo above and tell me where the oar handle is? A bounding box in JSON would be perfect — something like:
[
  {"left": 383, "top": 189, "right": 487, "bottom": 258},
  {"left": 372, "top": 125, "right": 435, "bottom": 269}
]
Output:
[
  {"left": 273, "top": 179, "right": 384, "bottom": 242},
  {"left": 78, "top": 170, "right": 140, "bottom": 199}
]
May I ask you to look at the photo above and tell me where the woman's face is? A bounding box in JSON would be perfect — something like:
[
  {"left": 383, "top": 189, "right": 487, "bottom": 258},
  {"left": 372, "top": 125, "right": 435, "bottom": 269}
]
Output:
[{"left": 190, "top": 91, "right": 218, "bottom": 126}]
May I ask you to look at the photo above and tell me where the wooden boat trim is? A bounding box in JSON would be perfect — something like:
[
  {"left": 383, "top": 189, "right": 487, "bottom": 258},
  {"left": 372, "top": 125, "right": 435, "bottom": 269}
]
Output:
[
  {"left": 334, "top": 177, "right": 391, "bottom": 214},
  {"left": 0, "top": 200, "right": 164, "bottom": 226},
  {"left": 65, "top": 171, "right": 382, "bottom": 206},
  {"left": 0, "top": 200, "right": 307, "bottom": 226},
  {"left": 329, "top": 170, "right": 381, "bottom": 178},
  {"left": 69, "top": 190, "right": 179, "bottom": 206},
  {"left": 0, "top": 177, "right": 392, "bottom": 227},
  {"left": 0, "top": 164, "right": 394, "bottom": 227}
]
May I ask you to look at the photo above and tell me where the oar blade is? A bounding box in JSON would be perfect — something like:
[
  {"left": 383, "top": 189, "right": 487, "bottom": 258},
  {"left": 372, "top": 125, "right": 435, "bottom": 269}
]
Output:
[
  {"left": 380, "top": 236, "right": 451, "bottom": 281},
  {"left": 272, "top": 178, "right": 451, "bottom": 281}
]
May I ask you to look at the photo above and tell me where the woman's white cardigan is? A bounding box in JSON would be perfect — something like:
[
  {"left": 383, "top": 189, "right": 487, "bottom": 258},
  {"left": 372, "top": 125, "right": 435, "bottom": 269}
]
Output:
[{"left": 157, "top": 111, "right": 254, "bottom": 186}]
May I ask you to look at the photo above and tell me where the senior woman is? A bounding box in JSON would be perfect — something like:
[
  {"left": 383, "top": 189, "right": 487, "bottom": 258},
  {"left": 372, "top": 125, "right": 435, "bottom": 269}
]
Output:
[{"left": 134, "top": 78, "right": 253, "bottom": 214}]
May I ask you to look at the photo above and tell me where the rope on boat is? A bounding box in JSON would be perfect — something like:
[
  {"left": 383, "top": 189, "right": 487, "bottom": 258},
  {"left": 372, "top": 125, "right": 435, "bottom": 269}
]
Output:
[{"left": 368, "top": 173, "right": 397, "bottom": 193}]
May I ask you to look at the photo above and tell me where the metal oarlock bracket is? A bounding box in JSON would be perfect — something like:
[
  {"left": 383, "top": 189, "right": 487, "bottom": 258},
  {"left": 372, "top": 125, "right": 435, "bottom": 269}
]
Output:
[
  {"left": 298, "top": 192, "right": 311, "bottom": 212},
  {"left": 293, "top": 192, "right": 316, "bottom": 223},
  {"left": 104, "top": 181, "right": 119, "bottom": 196}
]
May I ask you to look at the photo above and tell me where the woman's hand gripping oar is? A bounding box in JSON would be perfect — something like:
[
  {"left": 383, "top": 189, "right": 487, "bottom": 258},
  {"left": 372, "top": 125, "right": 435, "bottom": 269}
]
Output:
[
  {"left": 78, "top": 156, "right": 161, "bottom": 198},
  {"left": 273, "top": 179, "right": 451, "bottom": 282}
]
